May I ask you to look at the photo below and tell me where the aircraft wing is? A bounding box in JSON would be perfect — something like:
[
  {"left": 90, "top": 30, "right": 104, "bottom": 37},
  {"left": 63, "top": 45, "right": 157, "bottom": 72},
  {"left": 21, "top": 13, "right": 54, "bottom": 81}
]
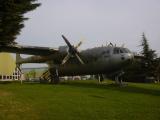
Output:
[{"left": 0, "top": 44, "right": 58, "bottom": 56}]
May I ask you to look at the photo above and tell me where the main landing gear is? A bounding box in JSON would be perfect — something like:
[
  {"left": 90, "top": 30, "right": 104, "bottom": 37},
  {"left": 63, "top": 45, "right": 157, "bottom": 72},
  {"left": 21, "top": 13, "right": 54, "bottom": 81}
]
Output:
[
  {"left": 98, "top": 74, "right": 104, "bottom": 83},
  {"left": 50, "top": 68, "right": 60, "bottom": 84}
]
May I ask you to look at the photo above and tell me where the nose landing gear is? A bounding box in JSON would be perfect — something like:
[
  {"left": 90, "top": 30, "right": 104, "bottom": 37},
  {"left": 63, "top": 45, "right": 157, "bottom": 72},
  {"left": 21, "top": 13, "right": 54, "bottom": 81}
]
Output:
[{"left": 115, "top": 70, "right": 127, "bottom": 86}]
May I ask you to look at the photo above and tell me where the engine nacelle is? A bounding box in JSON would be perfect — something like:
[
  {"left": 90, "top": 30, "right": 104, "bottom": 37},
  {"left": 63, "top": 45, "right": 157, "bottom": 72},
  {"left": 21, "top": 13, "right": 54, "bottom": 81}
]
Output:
[{"left": 58, "top": 46, "right": 68, "bottom": 53}]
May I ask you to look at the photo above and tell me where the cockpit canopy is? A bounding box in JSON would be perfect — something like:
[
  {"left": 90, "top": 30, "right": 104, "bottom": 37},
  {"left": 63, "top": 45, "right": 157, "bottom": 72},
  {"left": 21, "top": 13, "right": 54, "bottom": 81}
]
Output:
[{"left": 113, "top": 47, "right": 131, "bottom": 54}]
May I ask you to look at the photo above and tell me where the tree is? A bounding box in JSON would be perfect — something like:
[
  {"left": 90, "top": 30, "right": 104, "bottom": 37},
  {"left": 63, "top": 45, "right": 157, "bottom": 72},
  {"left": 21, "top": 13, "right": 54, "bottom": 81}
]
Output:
[
  {"left": 140, "top": 33, "right": 157, "bottom": 77},
  {"left": 0, "top": 0, "right": 40, "bottom": 45},
  {"left": 123, "top": 33, "right": 158, "bottom": 83},
  {"left": 123, "top": 60, "right": 145, "bottom": 82},
  {"left": 141, "top": 33, "right": 156, "bottom": 62},
  {"left": 28, "top": 69, "right": 36, "bottom": 78},
  {"left": 141, "top": 33, "right": 149, "bottom": 58},
  {"left": 153, "top": 58, "right": 160, "bottom": 82}
]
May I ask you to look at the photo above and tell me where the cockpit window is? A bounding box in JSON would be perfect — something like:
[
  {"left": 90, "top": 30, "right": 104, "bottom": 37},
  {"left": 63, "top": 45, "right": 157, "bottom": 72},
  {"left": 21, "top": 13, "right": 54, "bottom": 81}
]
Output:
[
  {"left": 121, "top": 48, "right": 131, "bottom": 53},
  {"left": 114, "top": 48, "right": 131, "bottom": 54},
  {"left": 120, "top": 49, "right": 123, "bottom": 53},
  {"left": 114, "top": 48, "right": 120, "bottom": 54}
]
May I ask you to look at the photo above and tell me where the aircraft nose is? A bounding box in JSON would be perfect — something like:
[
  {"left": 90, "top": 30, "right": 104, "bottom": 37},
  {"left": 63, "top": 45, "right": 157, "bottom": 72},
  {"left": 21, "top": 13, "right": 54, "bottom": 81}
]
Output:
[
  {"left": 121, "top": 55, "right": 125, "bottom": 60},
  {"left": 126, "top": 53, "right": 134, "bottom": 61},
  {"left": 121, "top": 53, "right": 134, "bottom": 61}
]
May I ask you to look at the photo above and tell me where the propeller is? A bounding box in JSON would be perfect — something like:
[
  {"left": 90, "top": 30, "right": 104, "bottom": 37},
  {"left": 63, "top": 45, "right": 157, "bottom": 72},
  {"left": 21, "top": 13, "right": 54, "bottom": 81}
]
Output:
[{"left": 61, "top": 35, "right": 84, "bottom": 65}]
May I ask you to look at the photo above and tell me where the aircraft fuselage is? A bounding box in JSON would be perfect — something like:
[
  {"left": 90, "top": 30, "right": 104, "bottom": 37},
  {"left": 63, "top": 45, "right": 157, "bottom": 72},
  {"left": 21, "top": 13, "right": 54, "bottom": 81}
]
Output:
[{"left": 17, "top": 46, "right": 133, "bottom": 76}]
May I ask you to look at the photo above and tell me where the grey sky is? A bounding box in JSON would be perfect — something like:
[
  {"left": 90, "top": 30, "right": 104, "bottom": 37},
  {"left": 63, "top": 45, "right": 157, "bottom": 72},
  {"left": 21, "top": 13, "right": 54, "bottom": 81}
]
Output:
[{"left": 17, "top": 0, "right": 160, "bottom": 55}]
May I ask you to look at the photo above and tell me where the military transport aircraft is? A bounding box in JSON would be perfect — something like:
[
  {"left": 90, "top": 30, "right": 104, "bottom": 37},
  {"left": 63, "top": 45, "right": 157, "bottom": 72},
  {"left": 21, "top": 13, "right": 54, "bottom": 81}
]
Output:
[{"left": 0, "top": 35, "right": 134, "bottom": 84}]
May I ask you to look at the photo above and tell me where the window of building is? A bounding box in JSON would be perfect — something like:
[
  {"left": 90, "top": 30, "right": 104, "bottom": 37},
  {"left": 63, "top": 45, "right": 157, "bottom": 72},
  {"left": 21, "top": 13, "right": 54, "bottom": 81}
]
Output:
[{"left": 3, "top": 76, "right": 6, "bottom": 79}]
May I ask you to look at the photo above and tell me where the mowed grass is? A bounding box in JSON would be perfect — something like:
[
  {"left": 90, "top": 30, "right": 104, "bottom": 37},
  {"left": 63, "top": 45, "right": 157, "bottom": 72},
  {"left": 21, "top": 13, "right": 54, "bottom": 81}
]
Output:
[{"left": 0, "top": 80, "right": 160, "bottom": 120}]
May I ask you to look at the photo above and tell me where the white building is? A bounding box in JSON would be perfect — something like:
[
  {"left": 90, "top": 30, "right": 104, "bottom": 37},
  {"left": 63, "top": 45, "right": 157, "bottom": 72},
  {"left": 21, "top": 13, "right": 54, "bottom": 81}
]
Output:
[{"left": 0, "top": 68, "right": 21, "bottom": 81}]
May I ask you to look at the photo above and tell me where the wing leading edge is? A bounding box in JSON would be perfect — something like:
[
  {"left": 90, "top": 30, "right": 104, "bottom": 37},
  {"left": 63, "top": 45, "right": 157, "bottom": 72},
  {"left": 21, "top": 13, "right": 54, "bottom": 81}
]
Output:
[{"left": 0, "top": 44, "right": 58, "bottom": 56}]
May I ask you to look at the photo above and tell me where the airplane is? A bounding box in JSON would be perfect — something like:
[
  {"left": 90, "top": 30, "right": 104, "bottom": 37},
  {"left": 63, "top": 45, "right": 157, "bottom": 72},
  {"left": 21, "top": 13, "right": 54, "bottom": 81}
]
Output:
[{"left": 0, "top": 35, "right": 134, "bottom": 84}]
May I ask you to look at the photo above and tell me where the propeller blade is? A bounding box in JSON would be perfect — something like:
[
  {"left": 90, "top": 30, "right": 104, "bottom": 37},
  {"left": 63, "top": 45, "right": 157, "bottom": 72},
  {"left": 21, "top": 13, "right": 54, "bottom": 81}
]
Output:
[
  {"left": 75, "top": 53, "right": 84, "bottom": 64},
  {"left": 75, "top": 40, "right": 83, "bottom": 49},
  {"left": 121, "top": 44, "right": 125, "bottom": 48},
  {"left": 61, "top": 54, "right": 70, "bottom": 65},
  {"left": 62, "top": 35, "right": 72, "bottom": 48}
]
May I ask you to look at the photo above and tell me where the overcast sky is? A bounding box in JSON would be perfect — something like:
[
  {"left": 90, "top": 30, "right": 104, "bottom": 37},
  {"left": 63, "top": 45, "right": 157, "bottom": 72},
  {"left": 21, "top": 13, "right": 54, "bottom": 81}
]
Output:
[{"left": 17, "top": 0, "right": 160, "bottom": 55}]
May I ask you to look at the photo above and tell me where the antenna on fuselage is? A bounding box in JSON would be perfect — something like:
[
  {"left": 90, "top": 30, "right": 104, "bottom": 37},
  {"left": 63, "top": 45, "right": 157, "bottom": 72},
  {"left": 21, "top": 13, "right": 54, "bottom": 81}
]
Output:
[{"left": 108, "top": 42, "right": 113, "bottom": 46}]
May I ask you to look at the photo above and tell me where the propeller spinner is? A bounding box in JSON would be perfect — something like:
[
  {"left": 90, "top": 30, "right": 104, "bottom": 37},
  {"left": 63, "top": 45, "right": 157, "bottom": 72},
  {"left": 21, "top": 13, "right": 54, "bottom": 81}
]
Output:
[{"left": 61, "top": 35, "right": 84, "bottom": 65}]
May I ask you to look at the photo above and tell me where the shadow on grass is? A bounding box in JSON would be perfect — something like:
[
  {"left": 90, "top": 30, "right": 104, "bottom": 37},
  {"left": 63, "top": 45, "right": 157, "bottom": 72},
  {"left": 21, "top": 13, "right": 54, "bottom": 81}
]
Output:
[
  {"left": 61, "top": 81, "right": 160, "bottom": 97},
  {"left": 1, "top": 80, "right": 160, "bottom": 97},
  {"left": 0, "top": 81, "right": 13, "bottom": 84}
]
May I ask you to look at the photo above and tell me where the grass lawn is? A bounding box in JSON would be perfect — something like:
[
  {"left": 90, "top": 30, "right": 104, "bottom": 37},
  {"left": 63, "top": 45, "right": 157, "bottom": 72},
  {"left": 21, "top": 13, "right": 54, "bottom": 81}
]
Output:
[{"left": 0, "top": 80, "right": 160, "bottom": 120}]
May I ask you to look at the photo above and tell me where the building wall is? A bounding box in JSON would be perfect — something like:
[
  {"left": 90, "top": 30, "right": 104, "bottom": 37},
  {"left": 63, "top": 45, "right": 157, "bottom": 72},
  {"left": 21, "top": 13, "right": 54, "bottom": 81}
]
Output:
[{"left": 0, "top": 53, "right": 16, "bottom": 75}]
